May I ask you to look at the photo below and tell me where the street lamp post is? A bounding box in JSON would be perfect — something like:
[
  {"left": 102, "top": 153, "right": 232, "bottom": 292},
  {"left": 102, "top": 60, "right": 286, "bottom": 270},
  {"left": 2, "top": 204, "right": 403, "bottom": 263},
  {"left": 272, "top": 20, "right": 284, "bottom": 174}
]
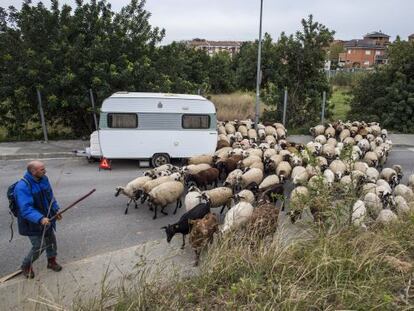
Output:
[{"left": 255, "top": 0, "right": 264, "bottom": 129}]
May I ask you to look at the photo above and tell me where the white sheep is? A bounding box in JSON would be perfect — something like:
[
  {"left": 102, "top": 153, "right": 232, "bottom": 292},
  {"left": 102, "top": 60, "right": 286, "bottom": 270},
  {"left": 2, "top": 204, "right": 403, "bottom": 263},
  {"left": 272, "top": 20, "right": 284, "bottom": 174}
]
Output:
[
  {"left": 310, "top": 125, "right": 325, "bottom": 137},
  {"left": 233, "top": 189, "right": 256, "bottom": 205},
  {"left": 221, "top": 201, "right": 254, "bottom": 233},
  {"left": 276, "top": 161, "right": 292, "bottom": 182},
  {"left": 188, "top": 154, "right": 214, "bottom": 165},
  {"left": 248, "top": 129, "right": 258, "bottom": 141},
  {"left": 237, "top": 168, "right": 264, "bottom": 189},
  {"left": 325, "top": 127, "right": 336, "bottom": 138},
  {"left": 184, "top": 186, "right": 204, "bottom": 212},
  {"left": 376, "top": 209, "right": 398, "bottom": 225},
  {"left": 243, "top": 148, "right": 263, "bottom": 159},
  {"left": 361, "top": 183, "right": 377, "bottom": 195},
  {"left": 394, "top": 195, "right": 410, "bottom": 217},
  {"left": 366, "top": 167, "right": 379, "bottom": 183},
  {"left": 225, "top": 123, "right": 236, "bottom": 134},
  {"left": 394, "top": 184, "right": 414, "bottom": 202},
  {"left": 321, "top": 143, "right": 335, "bottom": 159},
  {"left": 148, "top": 181, "right": 185, "bottom": 219},
  {"left": 276, "top": 127, "right": 286, "bottom": 139},
  {"left": 214, "top": 147, "right": 233, "bottom": 160},
  {"left": 315, "top": 135, "right": 327, "bottom": 145},
  {"left": 363, "top": 192, "right": 382, "bottom": 219},
  {"left": 351, "top": 200, "right": 366, "bottom": 227},
  {"left": 329, "top": 160, "right": 347, "bottom": 181},
  {"left": 239, "top": 155, "right": 262, "bottom": 168},
  {"left": 379, "top": 168, "right": 398, "bottom": 188},
  {"left": 183, "top": 163, "right": 212, "bottom": 175},
  {"left": 323, "top": 169, "right": 335, "bottom": 185},
  {"left": 292, "top": 166, "right": 309, "bottom": 185},
  {"left": 115, "top": 175, "right": 153, "bottom": 214},
  {"left": 259, "top": 175, "right": 280, "bottom": 189},
  {"left": 265, "top": 126, "right": 277, "bottom": 136},
  {"left": 201, "top": 187, "right": 233, "bottom": 213},
  {"left": 249, "top": 161, "right": 264, "bottom": 171},
  {"left": 352, "top": 161, "right": 369, "bottom": 174},
  {"left": 224, "top": 169, "right": 243, "bottom": 188},
  {"left": 141, "top": 174, "right": 182, "bottom": 202}
]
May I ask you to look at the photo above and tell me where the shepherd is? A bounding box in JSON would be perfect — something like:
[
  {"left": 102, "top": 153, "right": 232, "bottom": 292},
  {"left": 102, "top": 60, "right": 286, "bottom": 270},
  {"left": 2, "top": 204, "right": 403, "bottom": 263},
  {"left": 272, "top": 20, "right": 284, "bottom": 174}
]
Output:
[{"left": 14, "top": 160, "right": 63, "bottom": 279}]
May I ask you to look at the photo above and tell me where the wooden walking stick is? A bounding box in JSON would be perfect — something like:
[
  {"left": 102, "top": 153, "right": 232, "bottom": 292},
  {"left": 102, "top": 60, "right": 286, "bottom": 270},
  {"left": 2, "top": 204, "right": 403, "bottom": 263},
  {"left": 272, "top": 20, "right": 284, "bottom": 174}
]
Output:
[{"left": 0, "top": 189, "right": 96, "bottom": 283}]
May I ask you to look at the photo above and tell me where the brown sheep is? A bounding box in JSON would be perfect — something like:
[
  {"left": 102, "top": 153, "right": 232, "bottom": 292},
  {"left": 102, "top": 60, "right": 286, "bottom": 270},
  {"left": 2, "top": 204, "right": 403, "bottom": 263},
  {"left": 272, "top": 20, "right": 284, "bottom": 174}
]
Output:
[
  {"left": 189, "top": 213, "right": 219, "bottom": 266},
  {"left": 215, "top": 155, "right": 243, "bottom": 181},
  {"left": 185, "top": 168, "right": 220, "bottom": 190}
]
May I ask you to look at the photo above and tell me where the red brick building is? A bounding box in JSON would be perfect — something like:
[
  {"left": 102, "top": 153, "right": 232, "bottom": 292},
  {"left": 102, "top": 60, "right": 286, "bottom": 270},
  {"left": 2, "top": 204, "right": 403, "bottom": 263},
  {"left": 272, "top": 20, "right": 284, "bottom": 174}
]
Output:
[{"left": 339, "top": 31, "right": 390, "bottom": 68}]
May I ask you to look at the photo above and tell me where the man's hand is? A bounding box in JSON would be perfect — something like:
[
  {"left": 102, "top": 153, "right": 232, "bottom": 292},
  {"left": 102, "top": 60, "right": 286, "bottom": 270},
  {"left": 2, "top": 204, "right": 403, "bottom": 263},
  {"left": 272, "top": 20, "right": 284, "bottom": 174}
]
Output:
[
  {"left": 56, "top": 214, "right": 62, "bottom": 221},
  {"left": 40, "top": 217, "right": 50, "bottom": 225}
]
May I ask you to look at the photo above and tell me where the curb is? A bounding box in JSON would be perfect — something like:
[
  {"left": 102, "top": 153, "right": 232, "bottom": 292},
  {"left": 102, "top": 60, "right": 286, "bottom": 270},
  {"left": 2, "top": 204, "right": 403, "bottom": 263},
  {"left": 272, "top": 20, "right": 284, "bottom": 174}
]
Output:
[{"left": 0, "top": 152, "right": 76, "bottom": 160}]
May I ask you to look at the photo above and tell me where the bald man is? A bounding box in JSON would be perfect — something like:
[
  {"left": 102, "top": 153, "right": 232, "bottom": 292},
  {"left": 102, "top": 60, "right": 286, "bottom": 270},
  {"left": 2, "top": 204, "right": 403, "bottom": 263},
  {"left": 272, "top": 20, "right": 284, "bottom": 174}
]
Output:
[{"left": 14, "top": 161, "right": 62, "bottom": 279}]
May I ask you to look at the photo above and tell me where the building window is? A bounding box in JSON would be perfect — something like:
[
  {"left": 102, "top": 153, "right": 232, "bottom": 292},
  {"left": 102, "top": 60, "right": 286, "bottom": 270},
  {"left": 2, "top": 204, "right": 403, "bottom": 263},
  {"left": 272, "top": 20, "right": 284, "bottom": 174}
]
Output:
[
  {"left": 348, "top": 50, "right": 351, "bottom": 54},
  {"left": 182, "top": 114, "right": 210, "bottom": 129},
  {"left": 107, "top": 113, "right": 138, "bottom": 128},
  {"left": 375, "top": 50, "right": 381, "bottom": 55},
  {"left": 365, "top": 50, "right": 371, "bottom": 55},
  {"left": 364, "top": 61, "right": 370, "bottom": 66}
]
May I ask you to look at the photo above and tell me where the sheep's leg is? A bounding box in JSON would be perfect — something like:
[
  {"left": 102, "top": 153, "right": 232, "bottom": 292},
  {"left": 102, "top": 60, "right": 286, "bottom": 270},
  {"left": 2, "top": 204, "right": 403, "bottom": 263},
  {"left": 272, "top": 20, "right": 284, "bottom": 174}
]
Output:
[
  {"left": 134, "top": 199, "right": 138, "bottom": 209},
  {"left": 161, "top": 206, "right": 168, "bottom": 216},
  {"left": 124, "top": 199, "right": 132, "bottom": 214},
  {"left": 173, "top": 199, "right": 181, "bottom": 215},
  {"left": 181, "top": 234, "right": 186, "bottom": 249},
  {"left": 194, "top": 250, "right": 200, "bottom": 267},
  {"left": 220, "top": 204, "right": 226, "bottom": 214},
  {"left": 153, "top": 206, "right": 158, "bottom": 220}
]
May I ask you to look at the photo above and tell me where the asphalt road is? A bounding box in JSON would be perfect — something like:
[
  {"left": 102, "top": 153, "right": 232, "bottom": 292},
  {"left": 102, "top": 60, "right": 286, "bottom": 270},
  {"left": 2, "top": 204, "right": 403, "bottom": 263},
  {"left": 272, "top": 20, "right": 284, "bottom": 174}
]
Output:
[{"left": 0, "top": 147, "right": 413, "bottom": 276}]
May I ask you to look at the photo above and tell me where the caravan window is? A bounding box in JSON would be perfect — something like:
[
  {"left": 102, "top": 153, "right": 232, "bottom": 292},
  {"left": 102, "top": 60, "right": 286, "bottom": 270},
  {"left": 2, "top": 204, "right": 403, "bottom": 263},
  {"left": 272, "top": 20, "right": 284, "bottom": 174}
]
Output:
[
  {"left": 107, "top": 113, "right": 138, "bottom": 128},
  {"left": 182, "top": 114, "right": 210, "bottom": 129}
]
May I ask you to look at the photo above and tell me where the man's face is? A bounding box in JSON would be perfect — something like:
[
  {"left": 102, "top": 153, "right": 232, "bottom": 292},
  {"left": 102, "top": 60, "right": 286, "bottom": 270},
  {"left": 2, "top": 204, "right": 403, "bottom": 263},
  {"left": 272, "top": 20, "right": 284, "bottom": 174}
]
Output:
[{"left": 32, "top": 164, "right": 46, "bottom": 179}]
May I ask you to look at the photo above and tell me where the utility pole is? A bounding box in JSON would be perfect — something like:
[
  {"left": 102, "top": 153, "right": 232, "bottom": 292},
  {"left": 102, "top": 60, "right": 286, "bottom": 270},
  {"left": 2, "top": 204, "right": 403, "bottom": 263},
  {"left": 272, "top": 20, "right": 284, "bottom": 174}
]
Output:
[
  {"left": 321, "top": 91, "right": 326, "bottom": 124},
  {"left": 283, "top": 87, "right": 288, "bottom": 127},
  {"left": 254, "top": 0, "right": 264, "bottom": 129},
  {"left": 89, "top": 89, "right": 98, "bottom": 130},
  {"left": 36, "top": 89, "right": 48, "bottom": 143}
]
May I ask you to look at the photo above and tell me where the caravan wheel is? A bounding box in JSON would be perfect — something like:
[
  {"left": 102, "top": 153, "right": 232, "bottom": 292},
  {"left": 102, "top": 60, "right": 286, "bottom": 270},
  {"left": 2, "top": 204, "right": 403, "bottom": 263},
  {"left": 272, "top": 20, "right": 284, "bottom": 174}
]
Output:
[{"left": 151, "top": 153, "right": 170, "bottom": 168}]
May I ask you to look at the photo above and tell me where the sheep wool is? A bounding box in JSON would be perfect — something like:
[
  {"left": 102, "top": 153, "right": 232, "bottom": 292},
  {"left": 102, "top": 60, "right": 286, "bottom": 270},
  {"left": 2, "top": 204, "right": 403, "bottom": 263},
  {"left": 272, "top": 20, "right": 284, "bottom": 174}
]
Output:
[
  {"left": 188, "top": 154, "right": 214, "bottom": 165},
  {"left": 221, "top": 202, "right": 254, "bottom": 233},
  {"left": 351, "top": 200, "right": 366, "bottom": 227},
  {"left": 394, "top": 184, "right": 414, "bottom": 202},
  {"left": 202, "top": 187, "right": 233, "bottom": 208},
  {"left": 234, "top": 190, "right": 255, "bottom": 204},
  {"left": 259, "top": 175, "right": 280, "bottom": 189},
  {"left": 149, "top": 181, "right": 184, "bottom": 207},
  {"left": 376, "top": 209, "right": 398, "bottom": 225}
]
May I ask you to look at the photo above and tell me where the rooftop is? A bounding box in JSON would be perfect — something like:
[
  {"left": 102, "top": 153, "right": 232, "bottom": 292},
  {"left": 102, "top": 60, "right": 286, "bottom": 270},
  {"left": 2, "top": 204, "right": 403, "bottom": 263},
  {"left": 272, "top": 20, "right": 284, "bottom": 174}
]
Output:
[
  {"left": 110, "top": 92, "right": 207, "bottom": 101},
  {"left": 364, "top": 31, "right": 390, "bottom": 38},
  {"left": 344, "top": 39, "right": 387, "bottom": 49},
  {"left": 188, "top": 39, "right": 243, "bottom": 47}
]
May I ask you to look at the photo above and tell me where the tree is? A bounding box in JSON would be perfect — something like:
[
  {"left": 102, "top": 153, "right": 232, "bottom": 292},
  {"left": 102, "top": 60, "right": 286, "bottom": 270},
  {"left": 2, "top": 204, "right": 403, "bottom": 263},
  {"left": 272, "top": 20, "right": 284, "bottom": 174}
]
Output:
[
  {"left": 348, "top": 39, "right": 414, "bottom": 133},
  {"left": 261, "top": 15, "right": 334, "bottom": 128}
]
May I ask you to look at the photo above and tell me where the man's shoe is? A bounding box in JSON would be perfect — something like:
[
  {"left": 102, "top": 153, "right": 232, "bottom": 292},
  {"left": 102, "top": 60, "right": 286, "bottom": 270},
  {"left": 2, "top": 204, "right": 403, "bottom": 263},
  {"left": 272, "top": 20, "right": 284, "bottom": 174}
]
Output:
[
  {"left": 22, "top": 266, "right": 35, "bottom": 279},
  {"left": 47, "top": 257, "right": 62, "bottom": 272}
]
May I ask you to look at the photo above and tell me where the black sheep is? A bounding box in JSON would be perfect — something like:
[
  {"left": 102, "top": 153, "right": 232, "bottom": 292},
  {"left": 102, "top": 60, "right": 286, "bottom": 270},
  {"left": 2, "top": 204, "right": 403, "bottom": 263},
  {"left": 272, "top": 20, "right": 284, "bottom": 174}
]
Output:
[{"left": 161, "top": 202, "right": 211, "bottom": 249}]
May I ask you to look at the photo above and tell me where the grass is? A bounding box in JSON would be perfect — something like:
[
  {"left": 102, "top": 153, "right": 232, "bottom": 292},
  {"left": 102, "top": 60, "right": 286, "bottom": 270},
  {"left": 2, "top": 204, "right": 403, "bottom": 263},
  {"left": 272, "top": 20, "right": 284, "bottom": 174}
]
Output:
[
  {"left": 330, "top": 87, "right": 353, "bottom": 122},
  {"left": 76, "top": 178, "right": 414, "bottom": 310},
  {"left": 209, "top": 91, "right": 257, "bottom": 121}
]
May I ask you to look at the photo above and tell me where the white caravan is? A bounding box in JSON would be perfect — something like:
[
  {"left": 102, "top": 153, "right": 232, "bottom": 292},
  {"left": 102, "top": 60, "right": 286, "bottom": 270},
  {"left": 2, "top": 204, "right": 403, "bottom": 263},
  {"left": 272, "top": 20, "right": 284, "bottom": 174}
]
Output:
[{"left": 97, "top": 92, "right": 217, "bottom": 166}]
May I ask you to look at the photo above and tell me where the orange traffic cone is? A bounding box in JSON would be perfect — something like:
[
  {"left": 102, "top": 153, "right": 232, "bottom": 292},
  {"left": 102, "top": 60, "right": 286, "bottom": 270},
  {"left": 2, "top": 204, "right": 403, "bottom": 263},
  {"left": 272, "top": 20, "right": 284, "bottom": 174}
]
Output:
[{"left": 99, "top": 157, "right": 111, "bottom": 170}]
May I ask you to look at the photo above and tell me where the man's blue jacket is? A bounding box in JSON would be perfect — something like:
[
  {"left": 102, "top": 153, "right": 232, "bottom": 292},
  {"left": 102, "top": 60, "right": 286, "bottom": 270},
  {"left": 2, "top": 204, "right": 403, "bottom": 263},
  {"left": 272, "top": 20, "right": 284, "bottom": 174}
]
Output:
[{"left": 14, "top": 171, "right": 60, "bottom": 236}]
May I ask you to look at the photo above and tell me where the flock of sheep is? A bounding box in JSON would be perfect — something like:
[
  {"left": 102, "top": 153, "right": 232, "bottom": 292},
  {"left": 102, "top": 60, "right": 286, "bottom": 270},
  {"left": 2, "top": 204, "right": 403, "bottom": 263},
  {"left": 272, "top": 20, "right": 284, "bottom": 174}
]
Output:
[{"left": 115, "top": 119, "right": 414, "bottom": 265}]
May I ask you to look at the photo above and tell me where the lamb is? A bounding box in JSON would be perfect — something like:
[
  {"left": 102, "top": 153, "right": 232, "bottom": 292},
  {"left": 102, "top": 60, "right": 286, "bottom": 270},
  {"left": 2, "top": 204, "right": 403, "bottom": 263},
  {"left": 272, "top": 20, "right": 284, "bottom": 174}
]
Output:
[
  {"left": 276, "top": 161, "right": 292, "bottom": 182},
  {"left": 394, "top": 184, "right": 414, "bottom": 202},
  {"left": 148, "top": 181, "right": 184, "bottom": 219},
  {"left": 162, "top": 202, "right": 211, "bottom": 249},
  {"left": 292, "top": 166, "right": 309, "bottom": 185},
  {"left": 189, "top": 213, "right": 219, "bottom": 266},
  {"left": 185, "top": 167, "right": 220, "bottom": 189},
  {"left": 221, "top": 201, "right": 254, "bottom": 233},
  {"left": 188, "top": 154, "right": 214, "bottom": 165},
  {"left": 351, "top": 200, "right": 366, "bottom": 227},
  {"left": 115, "top": 175, "right": 153, "bottom": 214},
  {"left": 200, "top": 187, "right": 233, "bottom": 213},
  {"left": 184, "top": 186, "right": 204, "bottom": 212}
]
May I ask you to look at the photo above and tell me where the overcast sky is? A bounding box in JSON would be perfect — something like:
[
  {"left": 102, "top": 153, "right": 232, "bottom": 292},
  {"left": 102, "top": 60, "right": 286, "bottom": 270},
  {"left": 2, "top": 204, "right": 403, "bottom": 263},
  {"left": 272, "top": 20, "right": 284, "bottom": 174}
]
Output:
[{"left": 1, "top": 0, "right": 413, "bottom": 43}]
